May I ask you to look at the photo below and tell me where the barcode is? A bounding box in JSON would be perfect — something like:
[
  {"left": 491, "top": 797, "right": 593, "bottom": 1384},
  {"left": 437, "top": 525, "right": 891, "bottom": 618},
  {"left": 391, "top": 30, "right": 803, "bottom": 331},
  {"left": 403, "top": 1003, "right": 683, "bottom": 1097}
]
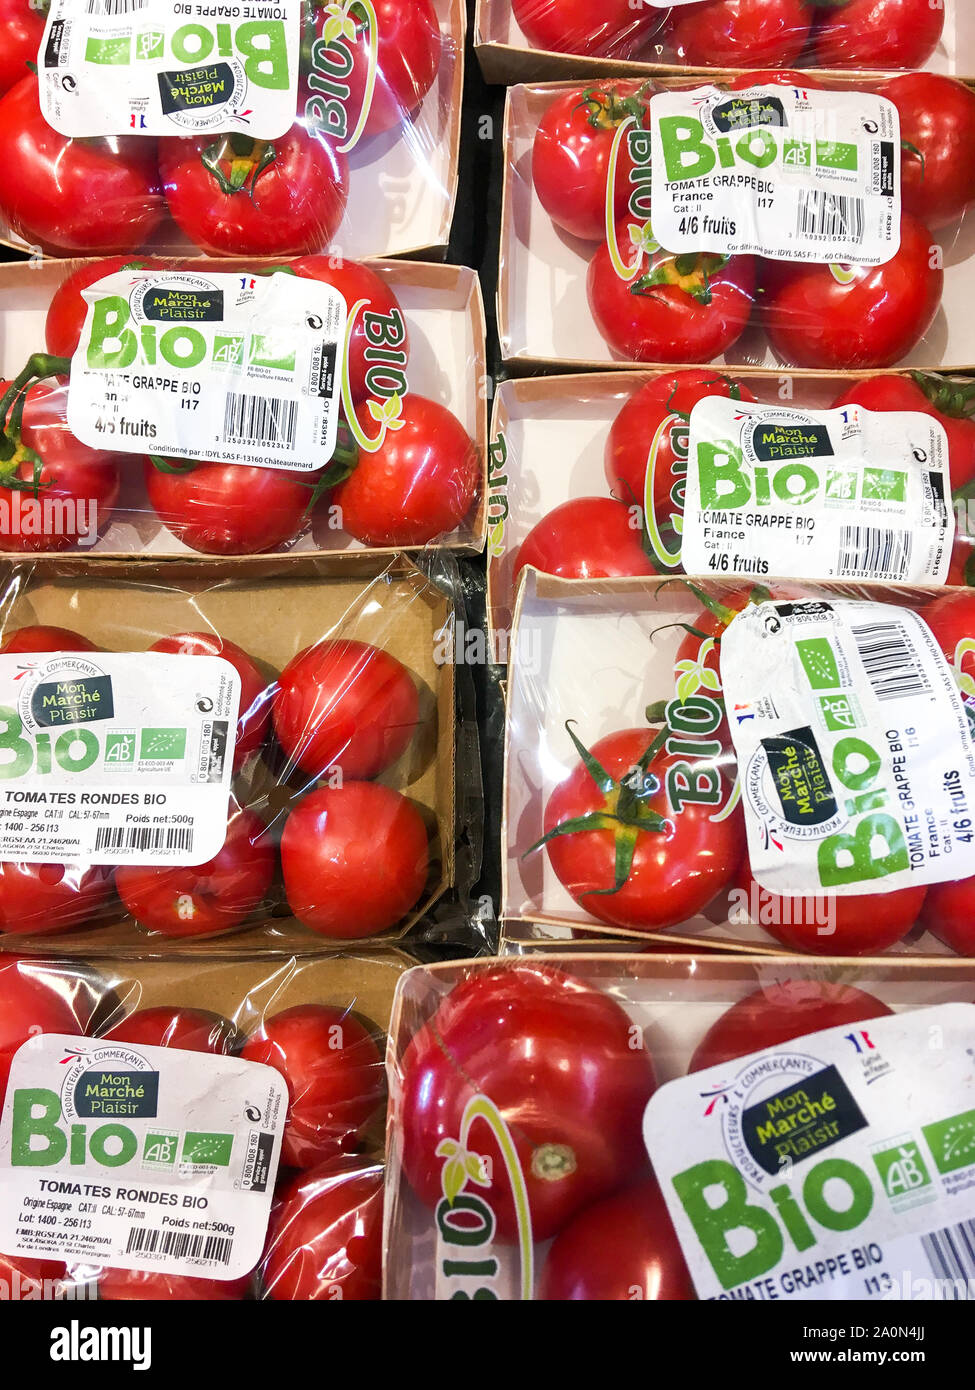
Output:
[
  {"left": 125, "top": 1226, "right": 233, "bottom": 1266},
  {"left": 837, "top": 525, "right": 913, "bottom": 581},
  {"left": 921, "top": 1217, "right": 975, "bottom": 1296},
  {"left": 796, "top": 189, "right": 865, "bottom": 244},
  {"left": 223, "top": 392, "right": 298, "bottom": 450},
  {"left": 94, "top": 825, "right": 194, "bottom": 854},
  {"left": 851, "top": 620, "right": 930, "bottom": 703},
  {"left": 86, "top": 0, "right": 148, "bottom": 12}
]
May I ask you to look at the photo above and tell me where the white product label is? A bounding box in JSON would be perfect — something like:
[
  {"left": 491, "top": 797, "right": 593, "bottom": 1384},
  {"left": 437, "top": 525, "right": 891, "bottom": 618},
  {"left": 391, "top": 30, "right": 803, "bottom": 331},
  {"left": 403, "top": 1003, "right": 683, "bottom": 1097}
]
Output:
[
  {"left": 68, "top": 270, "right": 346, "bottom": 474},
  {"left": 645, "top": 1004, "right": 975, "bottom": 1302},
  {"left": 0, "top": 1034, "right": 286, "bottom": 1282},
  {"left": 650, "top": 85, "right": 901, "bottom": 265},
  {"left": 682, "top": 399, "right": 953, "bottom": 585},
  {"left": 39, "top": 0, "right": 300, "bottom": 140},
  {"left": 721, "top": 599, "right": 975, "bottom": 896},
  {"left": 0, "top": 651, "right": 239, "bottom": 866}
]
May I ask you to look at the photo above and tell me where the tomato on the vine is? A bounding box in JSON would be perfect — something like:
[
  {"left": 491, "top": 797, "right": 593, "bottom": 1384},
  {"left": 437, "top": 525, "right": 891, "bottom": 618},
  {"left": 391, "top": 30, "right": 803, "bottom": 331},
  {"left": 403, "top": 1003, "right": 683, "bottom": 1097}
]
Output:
[
  {"left": 512, "top": 497, "right": 657, "bottom": 585},
  {"left": 532, "top": 82, "right": 653, "bottom": 243},
  {"left": 149, "top": 632, "right": 271, "bottom": 771},
  {"left": 922, "top": 591, "right": 975, "bottom": 692},
  {"left": 728, "top": 72, "right": 825, "bottom": 92},
  {"left": 399, "top": 963, "right": 657, "bottom": 1243},
  {"left": 272, "top": 639, "right": 419, "bottom": 782},
  {"left": 536, "top": 724, "right": 744, "bottom": 932},
  {"left": 145, "top": 456, "right": 318, "bottom": 556},
  {"left": 241, "top": 1005, "right": 385, "bottom": 1169},
  {"left": 762, "top": 215, "right": 942, "bottom": 370},
  {"left": 107, "top": 1007, "right": 238, "bottom": 1054},
  {"left": 883, "top": 74, "right": 975, "bottom": 231},
  {"left": 831, "top": 374, "right": 975, "bottom": 497},
  {"left": 290, "top": 256, "right": 409, "bottom": 404},
  {"left": 813, "top": 0, "right": 944, "bottom": 70},
  {"left": 46, "top": 257, "right": 164, "bottom": 360},
  {"left": 262, "top": 1161, "right": 383, "bottom": 1301},
  {"left": 588, "top": 231, "right": 756, "bottom": 364},
  {"left": 668, "top": 0, "right": 812, "bottom": 68},
  {"left": 919, "top": 877, "right": 975, "bottom": 956},
  {"left": 0, "top": 76, "right": 163, "bottom": 255},
  {"left": 512, "top": 0, "right": 666, "bottom": 58}
]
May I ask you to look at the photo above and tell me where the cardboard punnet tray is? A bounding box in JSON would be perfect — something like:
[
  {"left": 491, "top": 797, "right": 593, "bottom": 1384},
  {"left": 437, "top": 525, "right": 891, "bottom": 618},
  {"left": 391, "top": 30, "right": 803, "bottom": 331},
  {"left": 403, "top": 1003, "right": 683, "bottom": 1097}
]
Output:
[
  {"left": 498, "top": 79, "right": 975, "bottom": 374},
  {"left": 475, "top": 1, "right": 975, "bottom": 84},
  {"left": 0, "top": 555, "right": 458, "bottom": 958},
  {"left": 0, "top": 0, "right": 466, "bottom": 264},
  {"left": 501, "top": 568, "right": 970, "bottom": 959},
  {"left": 0, "top": 255, "right": 488, "bottom": 565}
]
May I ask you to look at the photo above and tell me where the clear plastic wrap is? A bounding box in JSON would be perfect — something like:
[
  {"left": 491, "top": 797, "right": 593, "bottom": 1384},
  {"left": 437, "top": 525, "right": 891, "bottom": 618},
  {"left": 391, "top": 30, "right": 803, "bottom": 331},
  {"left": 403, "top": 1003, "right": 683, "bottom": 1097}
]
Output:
[
  {"left": 383, "top": 952, "right": 975, "bottom": 1300},
  {"left": 0, "top": 554, "right": 479, "bottom": 954},
  {"left": 0, "top": 256, "right": 485, "bottom": 561},
  {"left": 503, "top": 569, "right": 975, "bottom": 957},
  {"left": 0, "top": 1, "right": 464, "bottom": 260},
  {"left": 0, "top": 948, "right": 399, "bottom": 1300},
  {"left": 499, "top": 75, "right": 975, "bottom": 372},
  {"left": 477, "top": 0, "right": 964, "bottom": 83},
  {"left": 487, "top": 369, "right": 975, "bottom": 641}
]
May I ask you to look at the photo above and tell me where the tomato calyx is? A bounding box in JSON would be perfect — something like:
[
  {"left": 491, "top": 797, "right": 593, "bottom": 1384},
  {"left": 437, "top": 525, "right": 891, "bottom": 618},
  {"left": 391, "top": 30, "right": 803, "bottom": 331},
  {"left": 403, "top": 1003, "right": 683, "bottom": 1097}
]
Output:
[
  {"left": 632, "top": 254, "right": 730, "bottom": 307},
  {"left": 201, "top": 134, "right": 277, "bottom": 197},
  {"left": 301, "top": 418, "right": 359, "bottom": 514},
  {"left": 910, "top": 371, "right": 975, "bottom": 421},
  {"left": 525, "top": 720, "right": 671, "bottom": 897},
  {"left": 0, "top": 353, "right": 72, "bottom": 496},
  {"left": 531, "top": 1143, "right": 578, "bottom": 1183},
  {"left": 664, "top": 374, "right": 745, "bottom": 424},
  {"left": 573, "top": 80, "right": 654, "bottom": 132}
]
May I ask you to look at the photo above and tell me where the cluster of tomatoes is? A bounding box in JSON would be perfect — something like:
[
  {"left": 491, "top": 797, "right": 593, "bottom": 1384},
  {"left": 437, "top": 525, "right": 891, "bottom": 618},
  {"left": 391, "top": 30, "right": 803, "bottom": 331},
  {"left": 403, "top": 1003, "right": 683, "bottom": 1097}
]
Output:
[
  {"left": 528, "top": 585, "right": 975, "bottom": 957},
  {"left": 0, "top": 622, "right": 432, "bottom": 942},
  {"left": 395, "top": 961, "right": 901, "bottom": 1299},
  {"left": 0, "top": 1, "right": 443, "bottom": 257},
  {"left": 533, "top": 70, "right": 975, "bottom": 368},
  {"left": 511, "top": 0, "right": 945, "bottom": 71},
  {"left": 0, "top": 254, "right": 479, "bottom": 556},
  {"left": 0, "top": 956, "right": 386, "bottom": 1300}
]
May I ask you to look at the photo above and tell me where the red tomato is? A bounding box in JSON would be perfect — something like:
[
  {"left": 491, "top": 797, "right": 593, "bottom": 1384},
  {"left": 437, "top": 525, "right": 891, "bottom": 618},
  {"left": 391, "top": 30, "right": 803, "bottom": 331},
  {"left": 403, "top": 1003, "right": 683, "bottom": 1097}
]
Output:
[
  {"left": 149, "top": 633, "right": 271, "bottom": 771},
  {"left": 145, "top": 457, "right": 317, "bottom": 556},
  {"left": 114, "top": 806, "right": 275, "bottom": 939},
  {"left": 668, "top": 0, "right": 811, "bottom": 67},
  {"left": 532, "top": 82, "right": 654, "bottom": 243},
  {"left": 98, "top": 1267, "right": 252, "bottom": 1301},
  {"left": 512, "top": 0, "right": 666, "bottom": 57},
  {"left": 538, "top": 1176, "right": 695, "bottom": 1301},
  {"left": 814, "top": 0, "right": 944, "bottom": 69},
  {"left": 0, "top": 861, "right": 115, "bottom": 937},
  {"left": 0, "top": 380, "right": 120, "bottom": 553},
  {"left": 732, "top": 858, "right": 926, "bottom": 955},
  {"left": 919, "top": 877, "right": 975, "bottom": 956},
  {"left": 241, "top": 1005, "right": 384, "bottom": 1169},
  {"left": 588, "top": 230, "right": 756, "bottom": 364},
  {"left": 728, "top": 72, "right": 825, "bottom": 91},
  {"left": 922, "top": 591, "right": 975, "bottom": 692},
  {"left": 882, "top": 74, "right": 975, "bottom": 232},
  {"left": 262, "top": 1160, "right": 383, "bottom": 1301},
  {"left": 0, "top": 1251, "right": 67, "bottom": 1298},
  {"left": 280, "top": 783, "right": 428, "bottom": 938},
  {"left": 0, "top": 957, "right": 85, "bottom": 1104},
  {"left": 605, "top": 371, "right": 756, "bottom": 562},
  {"left": 272, "top": 639, "right": 419, "bottom": 782},
  {"left": 0, "top": 0, "right": 44, "bottom": 98},
  {"left": 46, "top": 257, "right": 164, "bottom": 360},
  {"left": 290, "top": 257, "right": 409, "bottom": 404},
  {"left": 762, "top": 215, "right": 942, "bottom": 370},
  {"left": 541, "top": 726, "right": 744, "bottom": 932},
  {"left": 689, "top": 980, "right": 894, "bottom": 1073},
  {"left": 331, "top": 395, "right": 479, "bottom": 546},
  {"left": 0, "top": 76, "right": 163, "bottom": 255},
  {"left": 106, "top": 1006, "right": 238, "bottom": 1054},
  {"left": 399, "top": 963, "right": 657, "bottom": 1243},
  {"left": 512, "top": 497, "right": 657, "bottom": 585},
  {"left": 312, "top": 0, "right": 441, "bottom": 139},
  {"left": 0, "top": 626, "right": 97, "bottom": 653},
  {"left": 830, "top": 374, "right": 975, "bottom": 496},
  {"left": 158, "top": 127, "right": 348, "bottom": 257}
]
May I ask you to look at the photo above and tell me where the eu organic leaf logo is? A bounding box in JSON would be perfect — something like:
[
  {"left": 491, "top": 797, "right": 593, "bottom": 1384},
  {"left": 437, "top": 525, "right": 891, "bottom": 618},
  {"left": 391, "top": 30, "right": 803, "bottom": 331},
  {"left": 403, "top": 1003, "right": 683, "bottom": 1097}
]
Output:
[{"left": 435, "top": 1138, "right": 490, "bottom": 1205}]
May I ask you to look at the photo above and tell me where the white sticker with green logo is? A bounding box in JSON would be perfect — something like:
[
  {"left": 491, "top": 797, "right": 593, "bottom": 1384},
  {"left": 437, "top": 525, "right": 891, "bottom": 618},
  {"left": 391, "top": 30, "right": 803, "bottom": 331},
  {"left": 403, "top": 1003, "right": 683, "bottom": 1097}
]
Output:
[
  {"left": 0, "top": 650, "right": 240, "bottom": 867},
  {"left": 68, "top": 270, "right": 346, "bottom": 474},
  {"left": 0, "top": 1034, "right": 286, "bottom": 1282},
  {"left": 649, "top": 85, "right": 900, "bottom": 265},
  {"left": 683, "top": 399, "right": 953, "bottom": 585},
  {"left": 39, "top": 0, "right": 300, "bottom": 139},
  {"left": 721, "top": 599, "right": 975, "bottom": 896},
  {"left": 645, "top": 1004, "right": 975, "bottom": 1302}
]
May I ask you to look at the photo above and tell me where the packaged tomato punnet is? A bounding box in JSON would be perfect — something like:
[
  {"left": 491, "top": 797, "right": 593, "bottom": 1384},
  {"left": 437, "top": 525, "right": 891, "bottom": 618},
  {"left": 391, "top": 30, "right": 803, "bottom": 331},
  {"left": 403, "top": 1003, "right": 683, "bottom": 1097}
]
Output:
[
  {"left": 0, "top": 950, "right": 399, "bottom": 1300},
  {"left": 0, "top": 0, "right": 463, "bottom": 260},
  {"left": 384, "top": 953, "right": 975, "bottom": 1301},
  {"left": 0, "top": 555, "right": 476, "bottom": 953},
  {"left": 500, "top": 72, "right": 975, "bottom": 372},
  {"left": 0, "top": 256, "right": 485, "bottom": 560},
  {"left": 504, "top": 571, "right": 975, "bottom": 958}
]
